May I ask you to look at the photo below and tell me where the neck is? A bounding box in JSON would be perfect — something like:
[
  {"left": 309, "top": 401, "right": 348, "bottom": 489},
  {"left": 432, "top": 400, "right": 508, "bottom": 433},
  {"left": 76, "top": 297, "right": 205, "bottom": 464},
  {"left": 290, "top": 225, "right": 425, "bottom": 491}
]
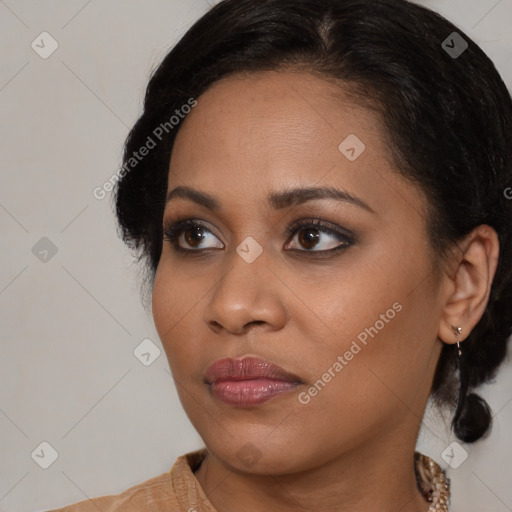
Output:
[{"left": 194, "top": 425, "right": 430, "bottom": 512}]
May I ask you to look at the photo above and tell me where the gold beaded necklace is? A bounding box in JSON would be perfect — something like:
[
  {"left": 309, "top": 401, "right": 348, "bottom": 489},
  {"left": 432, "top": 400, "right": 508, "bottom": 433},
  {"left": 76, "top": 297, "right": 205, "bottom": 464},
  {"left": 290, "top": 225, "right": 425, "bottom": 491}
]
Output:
[{"left": 414, "top": 452, "right": 450, "bottom": 511}]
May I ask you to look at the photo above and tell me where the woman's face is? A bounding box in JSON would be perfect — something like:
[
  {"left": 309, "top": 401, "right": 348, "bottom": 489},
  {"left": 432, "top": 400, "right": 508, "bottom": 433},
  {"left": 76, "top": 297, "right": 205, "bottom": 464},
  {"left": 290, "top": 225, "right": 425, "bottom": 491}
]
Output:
[{"left": 152, "top": 70, "right": 446, "bottom": 474}]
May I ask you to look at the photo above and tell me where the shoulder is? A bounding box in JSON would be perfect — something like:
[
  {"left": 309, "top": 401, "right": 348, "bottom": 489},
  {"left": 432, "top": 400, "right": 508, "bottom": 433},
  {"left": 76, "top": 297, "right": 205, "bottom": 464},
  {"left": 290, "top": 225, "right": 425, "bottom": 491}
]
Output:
[
  {"left": 46, "top": 449, "right": 208, "bottom": 512},
  {"left": 47, "top": 471, "right": 175, "bottom": 512}
]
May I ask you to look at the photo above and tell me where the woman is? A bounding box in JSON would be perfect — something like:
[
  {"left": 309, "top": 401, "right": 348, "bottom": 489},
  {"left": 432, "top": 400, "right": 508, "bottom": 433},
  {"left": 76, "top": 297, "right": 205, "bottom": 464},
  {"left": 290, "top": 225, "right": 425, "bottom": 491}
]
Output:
[{"left": 51, "top": 0, "right": 512, "bottom": 510}]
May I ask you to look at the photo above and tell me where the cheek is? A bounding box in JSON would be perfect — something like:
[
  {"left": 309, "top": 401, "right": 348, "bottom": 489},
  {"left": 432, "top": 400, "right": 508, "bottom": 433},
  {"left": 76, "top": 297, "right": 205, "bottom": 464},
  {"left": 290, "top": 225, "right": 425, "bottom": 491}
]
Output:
[
  {"left": 152, "top": 260, "right": 202, "bottom": 333},
  {"left": 292, "top": 302, "right": 435, "bottom": 456},
  {"left": 151, "top": 265, "right": 173, "bottom": 339},
  {"left": 152, "top": 262, "right": 213, "bottom": 387},
  {"left": 292, "top": 246, "right": 439, "bottom": 407},
  {"left": 152, "top": 265, "right": 191, "bottom": 365}
]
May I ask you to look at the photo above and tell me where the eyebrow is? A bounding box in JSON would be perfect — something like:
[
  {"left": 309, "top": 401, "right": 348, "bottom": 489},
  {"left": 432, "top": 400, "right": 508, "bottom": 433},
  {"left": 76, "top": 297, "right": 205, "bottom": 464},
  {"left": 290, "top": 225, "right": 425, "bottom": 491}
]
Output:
[{"left": 166, "top": 185, "right": 376, "bottom": 214}]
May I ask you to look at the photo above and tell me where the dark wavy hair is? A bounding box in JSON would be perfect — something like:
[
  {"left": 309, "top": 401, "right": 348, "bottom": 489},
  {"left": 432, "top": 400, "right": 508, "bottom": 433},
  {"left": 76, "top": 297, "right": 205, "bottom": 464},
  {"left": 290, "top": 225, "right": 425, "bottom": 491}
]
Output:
[{"left": 113, "top": 0, "right": 512, "bottom": 443}]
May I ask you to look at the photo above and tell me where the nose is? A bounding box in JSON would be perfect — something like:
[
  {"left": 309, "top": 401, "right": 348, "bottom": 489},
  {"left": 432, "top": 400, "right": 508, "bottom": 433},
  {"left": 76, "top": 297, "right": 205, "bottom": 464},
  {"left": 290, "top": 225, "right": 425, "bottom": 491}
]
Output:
[{"left": 203, "top": 250, "right": 287, "bottom": 335}]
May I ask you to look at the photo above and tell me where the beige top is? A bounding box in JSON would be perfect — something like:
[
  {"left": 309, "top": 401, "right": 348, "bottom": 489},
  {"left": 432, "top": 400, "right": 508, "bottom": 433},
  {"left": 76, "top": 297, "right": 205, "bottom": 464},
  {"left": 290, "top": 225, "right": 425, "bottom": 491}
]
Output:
[
  {"left": 48, "top": 449, "right": 449, "bottom": 511},
  {"left": 49, "top": 449, "right": 214, "bottom": 512}
]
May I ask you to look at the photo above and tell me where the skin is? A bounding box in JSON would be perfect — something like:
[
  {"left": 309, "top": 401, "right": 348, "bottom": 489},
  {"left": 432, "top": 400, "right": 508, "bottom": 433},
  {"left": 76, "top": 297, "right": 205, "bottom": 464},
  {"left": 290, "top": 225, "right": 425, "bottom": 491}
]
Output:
[{"left": 152, "top": 70, "right": 499, "bottom": 512}]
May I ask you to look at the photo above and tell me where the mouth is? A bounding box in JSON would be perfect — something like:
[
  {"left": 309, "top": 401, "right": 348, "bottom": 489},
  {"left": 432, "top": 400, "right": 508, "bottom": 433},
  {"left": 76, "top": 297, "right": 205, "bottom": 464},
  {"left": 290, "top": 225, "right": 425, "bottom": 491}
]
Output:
[{"left": 204, "top": 357, "right": 303, "bottom": 407}]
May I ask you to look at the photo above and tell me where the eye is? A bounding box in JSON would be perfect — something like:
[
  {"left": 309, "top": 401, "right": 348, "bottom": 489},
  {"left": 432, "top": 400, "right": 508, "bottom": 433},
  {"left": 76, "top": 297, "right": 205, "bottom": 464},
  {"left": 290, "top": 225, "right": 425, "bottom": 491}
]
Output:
[
  {"left": 163, "top": 218, "right": 223, "bottom": 253},
  {"left": 163, "top": 217, "right": 355, "bottom": 255},
  {"left": 284, "top": 218, "right": 354, "bottom": 254}
]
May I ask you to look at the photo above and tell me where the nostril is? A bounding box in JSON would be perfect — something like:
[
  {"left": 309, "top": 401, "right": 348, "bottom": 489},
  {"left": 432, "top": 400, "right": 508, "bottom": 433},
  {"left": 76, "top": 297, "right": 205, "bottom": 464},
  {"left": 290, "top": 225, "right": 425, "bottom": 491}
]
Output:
[{"left": 246, "top": 320, "right": 265, "bottom": 327}]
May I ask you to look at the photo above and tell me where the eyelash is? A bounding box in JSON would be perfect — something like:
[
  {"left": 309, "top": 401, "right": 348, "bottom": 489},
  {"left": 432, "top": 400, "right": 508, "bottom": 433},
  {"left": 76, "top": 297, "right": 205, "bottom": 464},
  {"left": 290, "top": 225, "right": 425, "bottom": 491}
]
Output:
[{"left": 162, "top": 217, "right": 355, "bottom": 257}]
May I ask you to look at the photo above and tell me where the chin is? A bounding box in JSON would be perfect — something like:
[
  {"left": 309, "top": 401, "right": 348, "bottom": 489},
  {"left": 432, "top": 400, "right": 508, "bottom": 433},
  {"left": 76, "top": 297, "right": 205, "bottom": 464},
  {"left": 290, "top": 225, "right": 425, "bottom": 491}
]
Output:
[{"left": 202, "top": 429, "right": 316, "bottom": 476}]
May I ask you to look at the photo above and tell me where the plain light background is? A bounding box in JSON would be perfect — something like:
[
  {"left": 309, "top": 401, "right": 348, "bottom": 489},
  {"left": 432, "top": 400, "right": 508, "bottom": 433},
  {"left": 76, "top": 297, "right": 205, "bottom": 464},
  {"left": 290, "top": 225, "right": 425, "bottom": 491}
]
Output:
[{"left": 1, "top": 1, "right": 511, "bottom": 511}]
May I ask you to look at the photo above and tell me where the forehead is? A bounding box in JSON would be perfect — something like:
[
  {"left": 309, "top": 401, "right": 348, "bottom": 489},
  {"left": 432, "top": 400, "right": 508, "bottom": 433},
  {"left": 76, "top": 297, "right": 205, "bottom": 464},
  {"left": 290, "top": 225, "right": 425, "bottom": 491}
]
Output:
[
  {"left": 166, "top": 70, "right": 416, "bottom": 219},
  {"left": 172, "top": 69, "right": 384, "bottom": 168}
]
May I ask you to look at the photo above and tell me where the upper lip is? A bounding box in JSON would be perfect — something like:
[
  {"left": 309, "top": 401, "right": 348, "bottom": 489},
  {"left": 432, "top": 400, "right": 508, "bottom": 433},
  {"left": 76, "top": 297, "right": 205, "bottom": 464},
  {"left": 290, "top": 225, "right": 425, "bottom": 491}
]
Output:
[{"left": 204, "top": 357, "right": 302, "bottom": 384}]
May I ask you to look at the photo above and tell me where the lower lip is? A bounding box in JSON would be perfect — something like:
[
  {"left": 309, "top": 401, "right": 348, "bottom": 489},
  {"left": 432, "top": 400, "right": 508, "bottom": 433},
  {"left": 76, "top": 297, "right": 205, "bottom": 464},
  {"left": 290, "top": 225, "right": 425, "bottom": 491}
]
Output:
[{"left": 209, "top": 379, "right": 300, "bottom": 407}]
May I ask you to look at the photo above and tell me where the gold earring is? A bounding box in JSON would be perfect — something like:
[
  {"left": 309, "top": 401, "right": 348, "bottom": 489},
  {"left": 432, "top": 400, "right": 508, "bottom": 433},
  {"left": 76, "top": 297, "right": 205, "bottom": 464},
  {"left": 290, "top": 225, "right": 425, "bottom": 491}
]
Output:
[{"left": 451, "top": 325, "right": 462, "bottom": 356}]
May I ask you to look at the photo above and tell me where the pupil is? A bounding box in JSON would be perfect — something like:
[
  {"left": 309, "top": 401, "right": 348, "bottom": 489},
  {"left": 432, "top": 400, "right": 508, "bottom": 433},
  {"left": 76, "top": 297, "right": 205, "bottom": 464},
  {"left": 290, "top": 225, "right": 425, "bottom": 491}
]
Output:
[
  {"left": 300, "top": 229, "right": 319, "bottom": 249},
  {"left": 185, "top": 227, "right": 205, "bottom": 247}
]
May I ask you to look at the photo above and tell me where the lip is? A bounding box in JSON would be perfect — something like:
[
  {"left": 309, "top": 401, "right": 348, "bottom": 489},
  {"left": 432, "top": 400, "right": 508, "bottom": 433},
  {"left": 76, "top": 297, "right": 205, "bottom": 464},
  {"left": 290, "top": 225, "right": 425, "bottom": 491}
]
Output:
[{"left": 204, "top": 357, "right": 302, "bottom": 407}]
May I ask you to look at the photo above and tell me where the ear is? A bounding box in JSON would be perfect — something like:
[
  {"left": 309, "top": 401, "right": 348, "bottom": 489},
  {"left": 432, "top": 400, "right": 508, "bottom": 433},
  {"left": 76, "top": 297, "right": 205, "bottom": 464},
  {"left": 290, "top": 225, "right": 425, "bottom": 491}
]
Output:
[{"left": 438, "top": 224, "right": 500, "bottom": 345}]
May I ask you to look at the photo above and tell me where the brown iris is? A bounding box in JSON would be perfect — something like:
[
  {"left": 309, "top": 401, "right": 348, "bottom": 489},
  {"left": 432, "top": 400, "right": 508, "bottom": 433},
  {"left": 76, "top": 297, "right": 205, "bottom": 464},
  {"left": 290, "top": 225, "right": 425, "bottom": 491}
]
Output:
[
  {"left": 298, "top": 229, "right": 320, "bottom": 250},
  {"left": 184, "top": 226, "right": 206, "bottom": 247}
]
